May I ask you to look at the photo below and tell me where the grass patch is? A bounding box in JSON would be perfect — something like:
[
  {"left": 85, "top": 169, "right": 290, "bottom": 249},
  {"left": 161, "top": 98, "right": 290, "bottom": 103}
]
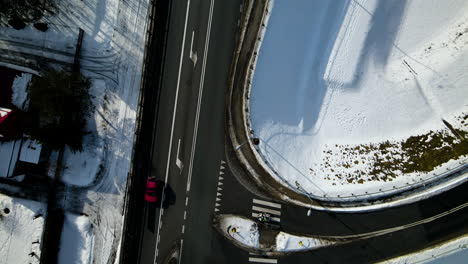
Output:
[{"left": 319, "top": 114, "right": 467, "bottom": 185}]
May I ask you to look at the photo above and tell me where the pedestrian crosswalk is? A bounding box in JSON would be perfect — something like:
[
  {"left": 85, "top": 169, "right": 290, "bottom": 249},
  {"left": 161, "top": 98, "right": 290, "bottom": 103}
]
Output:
[
  {"left": 251, "top": 198, "right": 282, "bottom": 223},
  {"left": 248, "top": 253, "right": 277, "bottom": 263}
]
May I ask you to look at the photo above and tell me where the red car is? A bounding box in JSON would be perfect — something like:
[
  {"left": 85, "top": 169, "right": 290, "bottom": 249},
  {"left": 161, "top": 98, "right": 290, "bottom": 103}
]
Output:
[{"left": 145, "top": 177, "right": 164, "bottom": 203}]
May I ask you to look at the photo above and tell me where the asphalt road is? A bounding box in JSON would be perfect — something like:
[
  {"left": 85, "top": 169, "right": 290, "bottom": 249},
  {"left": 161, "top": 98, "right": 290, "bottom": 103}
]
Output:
[
  {"left": 137, "top": 0, "right": 243, "bottom": 263},
  {"left": 134, "top": 0, "right": 468, "bottom": 263}
]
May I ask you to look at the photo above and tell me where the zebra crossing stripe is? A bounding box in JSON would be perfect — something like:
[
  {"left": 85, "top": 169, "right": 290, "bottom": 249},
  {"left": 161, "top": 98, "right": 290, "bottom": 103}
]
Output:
[
  {"left": 252, "top": 206, "right": 281, "bottom": 216},
  {"left": 248, "top": 257, "right": 277, "bottom": 263},
  {"left": 253, "top": 199, "right": 281, "bottom": 209}
]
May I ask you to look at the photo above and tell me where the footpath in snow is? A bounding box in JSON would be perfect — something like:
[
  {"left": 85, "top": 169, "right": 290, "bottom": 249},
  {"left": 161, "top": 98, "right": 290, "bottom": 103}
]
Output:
[{"left": 249, "top": 0, "right": 468, "bottom": 200}]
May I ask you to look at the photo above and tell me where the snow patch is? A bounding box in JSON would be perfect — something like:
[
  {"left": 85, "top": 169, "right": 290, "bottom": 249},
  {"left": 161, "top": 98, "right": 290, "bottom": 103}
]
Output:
[
  {"left": 275, "top": 232, "right": 336, "bottom": 252},
  {"left": 11, "top": 73, "right": 31, "bottom": 111},
  {"left": 58, "top": 214, "right": 94, "bottom": 264},
  {"left": 219, "top": 215, "right": 260, "bottom": 248}
]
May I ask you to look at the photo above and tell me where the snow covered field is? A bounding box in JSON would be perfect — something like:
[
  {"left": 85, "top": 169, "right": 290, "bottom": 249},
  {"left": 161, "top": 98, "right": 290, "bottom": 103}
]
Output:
[
  {"left": 0, "top": 0, "right": 150, "bottom": 262},
  {"left": 249, "top": 0, "right": 468, "bottom": 199},
  {"left": 0, "top": 194, "right": 46, "bottom": 264}
]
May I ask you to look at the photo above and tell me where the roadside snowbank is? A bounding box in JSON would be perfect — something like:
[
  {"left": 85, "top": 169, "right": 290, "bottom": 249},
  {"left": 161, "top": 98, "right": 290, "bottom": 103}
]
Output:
[
  {"left": 249, "top": 0, "right": 468, "bottom": 199},
  {"left": 219, "top": 215, "right": 260, "bottom": 248},
  {"left": 58, "top": 214, "right": 94, "bottom": 264},
  {"left": 0, "top": 194, "right": 46, "bottom": 264},
  {"left": 381, "top": 235, "right": 468, "bottom": 264},
  {"left": 276, "top": 232, "right": 336, "bottom": 252}
]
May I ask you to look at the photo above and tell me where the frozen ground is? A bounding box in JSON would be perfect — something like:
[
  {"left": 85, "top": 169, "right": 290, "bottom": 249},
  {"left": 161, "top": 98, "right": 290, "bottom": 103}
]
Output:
[
  {"left": 0, "top": 0, "right": 149, "bottom": 262},
  {"left": 0, "top": 194, "right": 46, "bottom": 264},
  {"left": 58, "top": 213, "right": 94, "bottom": 264},
  {"left": 381, "top": 234, "right": 468, "bottom": 264},
  {"left": 249, "top": 0, "right": 468, "bottom": 199}
]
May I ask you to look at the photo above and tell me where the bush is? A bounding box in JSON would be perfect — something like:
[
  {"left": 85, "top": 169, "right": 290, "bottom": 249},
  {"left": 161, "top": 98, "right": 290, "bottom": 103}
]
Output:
[{"left": 28, "top": 69, "right": 93, "bottom": 152}]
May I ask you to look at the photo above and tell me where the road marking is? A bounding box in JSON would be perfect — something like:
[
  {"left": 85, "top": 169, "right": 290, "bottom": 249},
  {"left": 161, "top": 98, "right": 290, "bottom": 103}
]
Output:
[
  {"left": 181, "top": 225, "right": 185, "bottom": 234},
  {"left": 216, "top": 197, "right": 221, "bottom": 202},
  {"left": 249, "top": 257, "right": 277, "bottom": 263},
  {"left": 178, "top": 239, "right": 184, "bottom": 264},
  {"left": 184, "top": 210, "right": 187, "bottom": 220},
  {"left": 252, "top": 212, "right": 281, "bottom": 223},
  {"left": 190, "top": 31, "right": 198, "bottom": 65},
  {"left": 252, "top": 206, "right": 281, "bottom": 216},
  {"left": 185, "top": 196, "right": 189, "bottom": 206},
  {"left": 176, "top": 139, "right": 184, "bottom": 173},
  {"left": 154, "top": 1, "right": 191, "bottom": 263},
  {"left": 217, "top": 187, "right": 222, "bottom": 191},
  {"left": 253, "top": 199, "right": 282, "bottom": 209},
  {"left": 186, "top": 0, "right": 215, "bottom": 193}
]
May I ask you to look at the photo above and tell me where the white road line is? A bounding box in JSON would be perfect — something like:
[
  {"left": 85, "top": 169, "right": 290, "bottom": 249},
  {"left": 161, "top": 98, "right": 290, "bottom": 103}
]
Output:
[
  {"left": 178, "top": 239, "right": 184, "bottom": 264},
  {"left": 186, "top": 0, "right": 215, "bottom": 193},
  {"left": 154, "top": 1, "right": 191, "bottom": 263},
  {"left": 176, "top": 139, "right": 184, "bottom": 172},
  {"left": 190, "top": 30, "right": 198, "bottom": 65},
  {"left": 185, "top": 196, "right": 189, "bottom": 206},
  {"left": 184, "top": 210, "right": 187, "bottom": 220},
  {"left": 181, "top": 225, "right": 185, "bottom": 234},
  {"left": 248, "top": 257, "right": 277, "bottom": 263},
  {"left": 252, "top": 212, "right": 280, "bottom": 222},
  {"left": 190, "top": 30, "right": 195, "bottom": 53},
  {"left": 253, "top": 199, "right": 282, "bottom": 209},
  {"left": 252, "top": 206, "right": 281, "bottom": 216}
]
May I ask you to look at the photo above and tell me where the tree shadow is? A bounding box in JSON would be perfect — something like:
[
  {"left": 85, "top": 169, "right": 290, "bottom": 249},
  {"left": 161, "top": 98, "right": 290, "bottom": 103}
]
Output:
[
  {"left": 251, "top": 0, "right": 351, "bottom": 133},
  {"left": 343, "top": 0, "right": 408, "bottom": 88}
]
